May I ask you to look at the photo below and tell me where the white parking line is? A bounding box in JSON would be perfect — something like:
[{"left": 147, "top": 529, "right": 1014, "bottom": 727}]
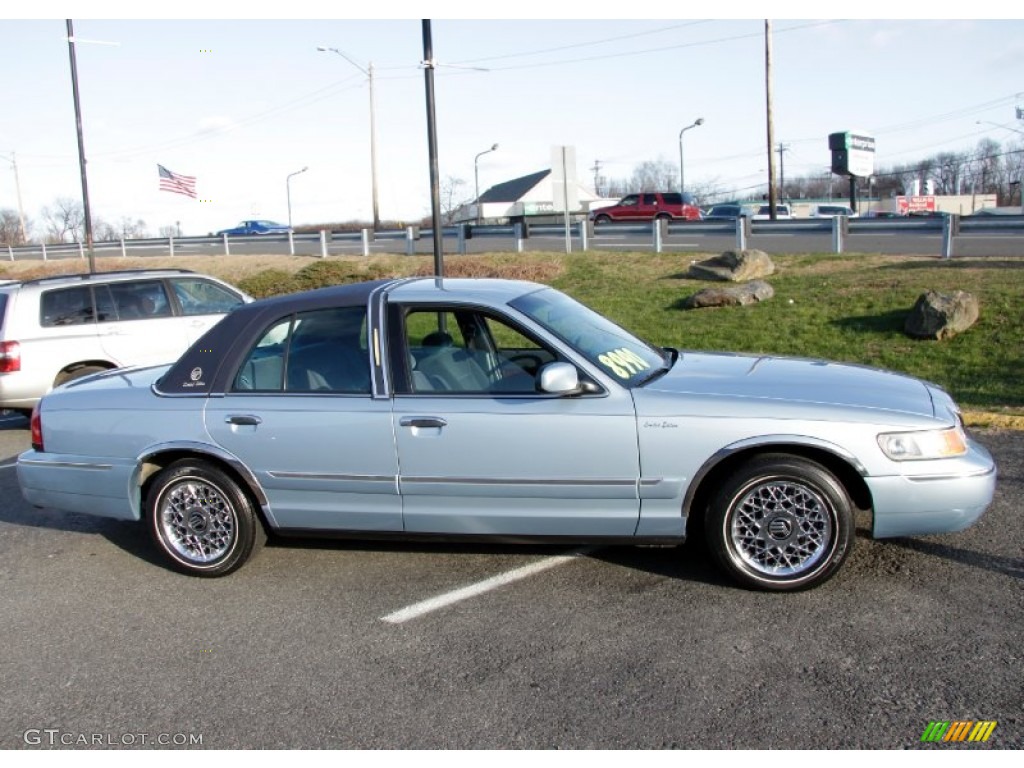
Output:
[{"left": 380, "top": 549, "right": 589, "bottom": 624}]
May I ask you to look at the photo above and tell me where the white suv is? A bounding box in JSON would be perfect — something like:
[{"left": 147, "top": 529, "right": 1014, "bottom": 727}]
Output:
[{"left": 0, "top": 269, "right": 250, "bottom": 416}]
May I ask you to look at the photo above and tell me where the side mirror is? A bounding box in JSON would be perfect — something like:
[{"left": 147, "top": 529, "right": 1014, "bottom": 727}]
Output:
[{"left": 538, "top": 362, "right": 581, "bottom": 395}]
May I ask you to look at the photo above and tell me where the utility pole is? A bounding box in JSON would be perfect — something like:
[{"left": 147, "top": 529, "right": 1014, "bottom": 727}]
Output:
[
  {"left": 777, "top": 142, "right": 789, "bottom": 198},
  {"left": 764, "top": 20, "right": 778, "bottom": 220},
  {"left": 421, "top": 20, "right": 443, "bottom": 277},
  {"left": 0, "top": 151, "right": 27, "bottom": 243},
  {"left": 590, "top": 160, "right": 603, "bottom": 197},
  {"left": 66, "top": 19, "right": 96, "bottom": 273}
]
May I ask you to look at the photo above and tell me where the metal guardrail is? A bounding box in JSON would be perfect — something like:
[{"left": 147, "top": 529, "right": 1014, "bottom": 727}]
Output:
[{"left": 4, "top": 215, "right": 1022, "bottom": 262}]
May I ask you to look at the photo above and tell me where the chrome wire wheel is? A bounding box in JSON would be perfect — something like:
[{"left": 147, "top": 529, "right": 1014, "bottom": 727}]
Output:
[
  {"left": 706, "top": 454, "right": 854, "bottom": 591},
  {"left": 147, "top": 460, "right": 265, "bottom": 577},
  {"left": 158, "top": 477, "right": 236, "bottom": 564},
  {"left": 729, "top": 480, "right": 833, "bottom": 577}
]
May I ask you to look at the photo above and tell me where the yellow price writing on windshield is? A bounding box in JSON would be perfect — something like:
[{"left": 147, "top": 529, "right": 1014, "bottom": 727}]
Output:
[{"left": 597, "top": 347, "right": 651, "bottom": 379}]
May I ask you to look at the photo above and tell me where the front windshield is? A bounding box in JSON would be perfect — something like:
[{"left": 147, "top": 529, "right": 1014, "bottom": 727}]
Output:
[{"left": 509, "top": 288, "right": 668, "bottom": 387}]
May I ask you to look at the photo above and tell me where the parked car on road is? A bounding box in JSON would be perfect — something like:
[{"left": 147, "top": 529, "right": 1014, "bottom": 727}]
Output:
[
  {"left": 752, "top": 204, "right": 793, "bottom": 220},
  {"left": 811, "top": 205, "right": 857, "bottom": 218},
  {"left": 703, "top": 204, "right": 756, "bottom": 221},
  {"left": 0, "top": 269, "right": 249, "bottom": 416},
  {"left": 589, "top": 193, "right": 702, "bottom": 224},
  {"left": 18, "top": 278, "right": 995, "bottom": 591},
  {"left": 215, "top": 220, "right": 291, "bottom": 236}
]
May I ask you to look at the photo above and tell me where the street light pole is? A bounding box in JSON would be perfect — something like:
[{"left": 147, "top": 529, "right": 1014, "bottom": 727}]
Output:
[
  {"left": 678, "top": 118, "right": 704, "bottom": 196},
  {"left": 474, "top": 143, "right": 498, "bottom": 224},
  {"left": 318, "top": 46, "right": 380, "bottom": 230},
  {"left": 286, "top": 166, "right": 308, "bottom": 231}
]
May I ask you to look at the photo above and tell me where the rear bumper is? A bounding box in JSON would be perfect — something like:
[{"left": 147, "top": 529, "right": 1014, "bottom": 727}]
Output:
[{"left": 17, "top": 450, "right": 140, "bottom": 521}]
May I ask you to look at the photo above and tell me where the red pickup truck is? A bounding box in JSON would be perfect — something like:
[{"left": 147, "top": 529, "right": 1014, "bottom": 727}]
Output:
[{"left": 589, "top": 192, "right": 702, "bottom": 223}]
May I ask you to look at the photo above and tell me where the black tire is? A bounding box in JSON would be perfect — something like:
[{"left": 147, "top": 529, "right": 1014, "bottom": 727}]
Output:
[
  {"left": 146, "top": 459, "right": 266, "bottom": 577},
  {"left": 655, "top": 212, "right": 671, "bottom": 221},
  {"left": 595, "top": 214, "right": 611, "bottom": 224},
  {"left": 706, "top": 454, "right": 854, "bottom": 591},
  {"left": 54, "top": 364, "right": 108, "bottom": 387}
]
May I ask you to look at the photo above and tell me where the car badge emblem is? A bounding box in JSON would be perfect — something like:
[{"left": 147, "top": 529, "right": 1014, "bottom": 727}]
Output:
[{"left": 190, "top": 367, "right": 203, "bottom": 382}]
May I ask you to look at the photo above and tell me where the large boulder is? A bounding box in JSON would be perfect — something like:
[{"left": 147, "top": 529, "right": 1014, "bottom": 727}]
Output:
[
  {"left": 682, "top": 280, "right": 775, "bottom": 309},
  {"left": 687, "top": 250, "right": 775, "bottom": 282},
  {"left": 904, "top": 290, "right": 980, "bottom": 340}
]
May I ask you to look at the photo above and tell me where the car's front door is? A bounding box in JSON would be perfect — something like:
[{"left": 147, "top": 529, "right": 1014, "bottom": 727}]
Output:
[
  {"left": 204, "top": 306, "right": 401, "bottom": 532},
  {"left": 391, "top": 305, "right": 640, "bottom": 536}
]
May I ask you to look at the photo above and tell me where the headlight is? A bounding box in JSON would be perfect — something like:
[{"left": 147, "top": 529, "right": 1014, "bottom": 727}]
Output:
[{"left": 877, "top": 425, "right": 968, "bottom": 461}]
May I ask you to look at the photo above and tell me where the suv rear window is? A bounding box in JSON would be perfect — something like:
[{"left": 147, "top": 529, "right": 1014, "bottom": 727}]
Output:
[{"left": 661, "top": 193, "right": 683, "bottom": 205}]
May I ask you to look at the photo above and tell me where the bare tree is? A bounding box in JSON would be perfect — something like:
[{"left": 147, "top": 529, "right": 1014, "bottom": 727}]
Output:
[
  {"left": 40, "top": 197, "right": 84, "bottom": 243},
  {"left": 630, "top": 159, "right": 676, "bottom": 192},
  {"left": 119, "top": 217, "right": 148, "bottom": 239},
  {"left": 440, "top": 175, "right": 471, "bottom": 225},
  {"left": 0, "top": 208, "right": 29, "bottom": 245}
]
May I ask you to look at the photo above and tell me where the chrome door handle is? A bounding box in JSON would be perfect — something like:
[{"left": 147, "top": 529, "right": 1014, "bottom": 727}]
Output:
[
  {"left": 399, "top": 416, "right": 447, "bottom": 429},
  {"left": 226, "top": 414, "right": 262, "bottom": 426}
]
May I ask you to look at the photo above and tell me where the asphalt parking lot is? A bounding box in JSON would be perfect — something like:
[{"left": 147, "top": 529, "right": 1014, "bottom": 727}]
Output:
[{"left": 0, "top": 414, "right": 1020, "bottom": 749}]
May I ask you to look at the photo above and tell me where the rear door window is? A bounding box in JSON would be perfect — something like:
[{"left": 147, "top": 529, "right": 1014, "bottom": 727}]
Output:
[{"left": 40, "top": 286, "right": 96, "bottom": 327}]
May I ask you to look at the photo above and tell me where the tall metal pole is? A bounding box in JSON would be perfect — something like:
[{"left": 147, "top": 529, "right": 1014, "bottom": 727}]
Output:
[
  {"left": 66, "top": 19, "right": 95, "bottom": 272},
  {"left": 286, "top": 166, "right": 308, "bottom": 231},
  {"left": 764, "top": 20, "right": 778, "bottom": 220},
  {"left": 474, "top": 143, "right": 498, "bottom": 224},
  {"left": 367, "top": 62, "right": 380, "bottom": 231},
  {"left": 422, "top": 20, "right": 443, "bottom": 277},
  {"left": 677, "top": 118, "right": 704, "bottom": 196},
  {"left": 317, "top": 47, "right": 380, "bottom": 230}
]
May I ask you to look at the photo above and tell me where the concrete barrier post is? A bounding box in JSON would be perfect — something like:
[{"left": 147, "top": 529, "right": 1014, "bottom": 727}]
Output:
[
  {"left": 831, "top": 216, "right": 845, "bottom": 254},
  {"left": 405, "top": 226, "right": 418, "bottom": 256},
  {"left": 653, "top": 221, "right": 663, "bottom": 254},
  {"left": 169, "top": 236, "right": 175, "bottom": 257},
  {"left": 580, "top": 220, "right": 590, "bottom": 251},
  {"left": 320, "top": 230, "right": 328, "bottom": 259},
  {"left": 7, "top": 244, "right": 13, "bottom": 261},
  {"left": 941, "top": 214, "right": 959, "bottom": 259},
  {"left": 78, "top": 241, "right": 85, "bottom": 260},
  {"left": 223, "top": 233, "right": 231, "bottom": 256},
  {"left": 288, "top": 230, "right": 295, "bottom": 256},
  {"left": 120, "top": 238, "right": 127, "bottom": 258},
  {"left": 458, "top": 224, "right": 468, "bottom": 255},
  {"left": 735, "top": 217, "right": 748, "bottom": 251},
  {"left": 361, "top": 228, "right": 373, "bottom": 257},
  {"left": 42, "top": 242, "right": 47, "bottom": 261}
]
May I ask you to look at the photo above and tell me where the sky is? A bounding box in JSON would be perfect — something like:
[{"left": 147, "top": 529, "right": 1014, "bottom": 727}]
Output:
[{"left": 1, "top": 5, "right": 1023, "bottom": 237}]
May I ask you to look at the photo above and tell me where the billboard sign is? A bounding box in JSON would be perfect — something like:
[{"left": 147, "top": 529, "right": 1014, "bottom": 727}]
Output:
[
  {"left": 896, "top": 195, "right": 936, "bottom": 215},
  {"left": 829, "top": 131, "right": 876, "bottom": 178}
]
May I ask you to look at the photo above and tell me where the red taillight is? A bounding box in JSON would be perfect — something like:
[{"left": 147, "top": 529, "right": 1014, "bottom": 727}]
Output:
[
  {"left": 30, "top": 403, "right": 43, "bottom": 452},
  {"left": 0, "top": 340, "right": 20, "bottom": 373}
]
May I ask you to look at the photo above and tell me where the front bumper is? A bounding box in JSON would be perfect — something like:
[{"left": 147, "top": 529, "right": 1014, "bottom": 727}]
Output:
[{"left": 867, "top": 439, "right": 996, "bottom": 538}]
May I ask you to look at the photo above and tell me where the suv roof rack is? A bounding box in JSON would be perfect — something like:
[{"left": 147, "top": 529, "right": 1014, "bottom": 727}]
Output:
[{"left": 17, "top": 268, "right": 196, "bottom": 287}]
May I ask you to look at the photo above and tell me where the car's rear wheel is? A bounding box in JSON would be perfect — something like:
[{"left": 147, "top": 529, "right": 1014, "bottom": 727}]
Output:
[
  {"left": 595, "top": 214, "right": 611, "bottom": 224},
  {"left": 54, "top": 364, "right": 108, "bottom": 387},
  {"left": 146, "top": 459, "right": 265, "bottom": 577},
  {"left": 706, "top": 454, "right": 854, "bottom": 591}
]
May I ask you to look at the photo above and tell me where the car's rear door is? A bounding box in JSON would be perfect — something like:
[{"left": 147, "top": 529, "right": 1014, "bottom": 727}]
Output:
[{"left": 204, "top": 306, "right": 401, "bottom": 531}]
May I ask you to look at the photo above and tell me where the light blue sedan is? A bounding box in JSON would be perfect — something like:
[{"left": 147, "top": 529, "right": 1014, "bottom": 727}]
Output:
[{"left": 17, "top": 278, "right": 996, "bottom": 590}]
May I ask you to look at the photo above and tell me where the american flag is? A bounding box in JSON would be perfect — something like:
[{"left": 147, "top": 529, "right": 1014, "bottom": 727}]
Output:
[{"left": 158, "top": 164, "right": 197, "bottom": 198}]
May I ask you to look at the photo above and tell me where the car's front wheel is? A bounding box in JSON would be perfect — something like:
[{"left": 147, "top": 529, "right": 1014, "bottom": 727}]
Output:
[
  {"left": 706, "top": 454, "right": 854, "bottom": 591},
  {"left": 146, "top": 459, "right": 265, "bottom": 577}
]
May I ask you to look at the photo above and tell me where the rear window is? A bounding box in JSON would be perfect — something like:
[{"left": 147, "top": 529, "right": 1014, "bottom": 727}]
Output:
[{"left": 661, "top": 193, "right": 683, "bottom": 205}]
